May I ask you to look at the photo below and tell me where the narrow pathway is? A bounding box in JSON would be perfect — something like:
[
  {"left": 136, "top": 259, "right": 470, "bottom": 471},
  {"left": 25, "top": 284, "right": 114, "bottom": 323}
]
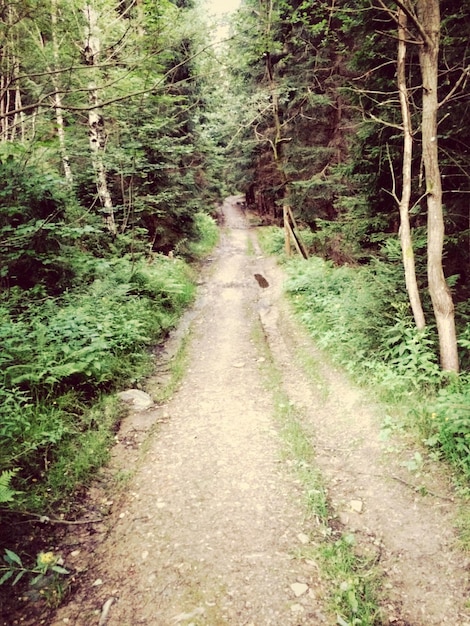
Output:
[
  {"left": 52, "top": 198, "right": 327, "bottom": 625},
  {"left": 49, "top": 197, "right": 470, "bottom": 626}
]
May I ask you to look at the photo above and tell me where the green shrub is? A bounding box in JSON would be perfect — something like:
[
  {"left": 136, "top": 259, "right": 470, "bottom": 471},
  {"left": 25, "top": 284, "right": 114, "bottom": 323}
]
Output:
[
  {"left": 0, "top": 253, "right": 196, "bottom": 510},
  {"left": 422, "top": 375, "right": 470, "bottom": 478},
  {"left": 256, "top": 226, "right": 287, "bottom": 256},
  {"left": 284, "top": 253, "right": 442, "bottom": 399},
  {"left": 185, "top": 212, "right": 219, "bottom": 258}
]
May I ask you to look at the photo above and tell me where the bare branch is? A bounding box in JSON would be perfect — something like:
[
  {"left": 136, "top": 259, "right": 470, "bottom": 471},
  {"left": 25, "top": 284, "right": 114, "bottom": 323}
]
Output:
[
  {"left": 439, "top": 65, "right": 470, "bottom": 108},
  {"left": 375, "top": 0, "right": 430, "bottom": 47}
]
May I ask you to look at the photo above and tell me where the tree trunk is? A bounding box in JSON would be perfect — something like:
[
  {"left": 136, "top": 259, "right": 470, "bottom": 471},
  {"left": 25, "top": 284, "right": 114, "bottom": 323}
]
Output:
[
  {"left": 397, "top": 7, "right": 426, "bottom": 330},
  {"left": 83, "top": 4, "right": 116, "bottom": 235},
  {"left": 51, "top": 0, "right": 73, "bottom": 184},
  {"left": 417, "top": 0, "right": 459, "bottom": 371}
]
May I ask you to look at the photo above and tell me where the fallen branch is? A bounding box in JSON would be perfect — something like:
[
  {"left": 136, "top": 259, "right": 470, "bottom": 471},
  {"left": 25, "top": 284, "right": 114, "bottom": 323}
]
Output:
[{"left": 0, "top": 508, "right": 104, "bottom": 525}]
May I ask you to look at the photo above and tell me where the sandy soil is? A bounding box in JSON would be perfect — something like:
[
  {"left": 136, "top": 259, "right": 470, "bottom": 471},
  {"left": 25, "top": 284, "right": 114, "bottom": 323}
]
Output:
[{"left": 15, "top": 197, "right": 470, "bottom": 625}]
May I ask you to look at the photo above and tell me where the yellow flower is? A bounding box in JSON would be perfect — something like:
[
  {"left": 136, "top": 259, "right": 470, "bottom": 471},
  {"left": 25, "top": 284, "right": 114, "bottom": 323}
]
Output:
[{"left": 37, "top": 551, "right": 56, "bottom": 568}]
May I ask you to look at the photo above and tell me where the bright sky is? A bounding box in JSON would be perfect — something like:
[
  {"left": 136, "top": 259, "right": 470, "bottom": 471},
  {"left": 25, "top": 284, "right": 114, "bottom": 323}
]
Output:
[
  {"left": 202, "top": 0, "right": 241, "bottom": 44},
  {"left": 206, "top": 0, "right": 241, "bottom": 16}
]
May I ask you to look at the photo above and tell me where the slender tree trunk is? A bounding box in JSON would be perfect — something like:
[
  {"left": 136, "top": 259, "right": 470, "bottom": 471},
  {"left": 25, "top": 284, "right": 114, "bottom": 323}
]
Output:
[
  {"left": 51, "top": 0, "right": 73, "bottom": 183},
  {"left": 417, "top": 0, "right": 458, "bottom": 371},
  {"left": 83, "top": 4, "right": 116, "bottom": 235},
  {"left": 0, "top": 74, "right": 6, "bottom": 141},
  {"left": 397, "top": 7, "right": 426, "bottom": 329}
]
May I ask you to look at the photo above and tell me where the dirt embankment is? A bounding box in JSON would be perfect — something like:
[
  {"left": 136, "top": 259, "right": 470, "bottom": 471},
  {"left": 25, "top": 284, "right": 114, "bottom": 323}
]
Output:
[{"left": 15, "top": 197, "right": 469, "bottom": 626}]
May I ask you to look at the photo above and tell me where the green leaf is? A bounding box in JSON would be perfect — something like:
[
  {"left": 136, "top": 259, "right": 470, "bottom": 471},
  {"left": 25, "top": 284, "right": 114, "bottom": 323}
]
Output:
[
  {"left": 30, "top": 573, "right": 44, "bottom": 586},
  {"left": 4, "top": 549, "right": 22, "bottom": 567},
  {"left": 0, "top": 570, "right": 14, "bottom": 585},
  {"left": 12, "top": 570, "right": 26, "bottom": 586}
]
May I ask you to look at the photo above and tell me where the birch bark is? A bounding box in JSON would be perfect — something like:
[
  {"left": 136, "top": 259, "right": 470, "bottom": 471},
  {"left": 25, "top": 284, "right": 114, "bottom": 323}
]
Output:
[
  {"left": 83, "top": 4, "right": 116, "bottom": 235},
  {"left": 51, "top": 0, "right": 73, "bottom": 183}
]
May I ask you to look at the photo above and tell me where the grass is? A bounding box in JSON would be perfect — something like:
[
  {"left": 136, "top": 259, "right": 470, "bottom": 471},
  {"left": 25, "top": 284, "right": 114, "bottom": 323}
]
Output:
[
  {"left": 251, "top": 318, "right": 384, "bottom": 625},
  {"left": 147, "top": 331, "right": 192, "bottom": 404},
  {"left": 258, "top": 226, "right": 470, "bottom": 548}
]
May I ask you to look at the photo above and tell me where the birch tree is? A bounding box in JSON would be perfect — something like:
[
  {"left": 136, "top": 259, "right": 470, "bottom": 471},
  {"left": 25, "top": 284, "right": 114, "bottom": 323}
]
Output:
[
  {"left": 0, "top": 2, "right": 26, "bottom": 142},
  {"left": 82, "top": 3, "right": 116, "bottom": 235},
  {"left": 51, "top": 0, "right": 73, "bottom": 183}
]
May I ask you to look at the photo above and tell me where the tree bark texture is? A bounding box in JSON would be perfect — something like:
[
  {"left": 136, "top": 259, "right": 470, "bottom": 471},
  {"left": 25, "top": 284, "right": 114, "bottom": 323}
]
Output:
[
  {"left": 83, "top": 4, "right": 116, "bottom": 235},
  {"left": 417, "top": 0, "right": 459, "bottom": 371},
  {"left": 397, "top": 7, "right": 426, "bottom": 330},
  {"left": 51, "top": 0, "right": 73, "bottom": 184}
]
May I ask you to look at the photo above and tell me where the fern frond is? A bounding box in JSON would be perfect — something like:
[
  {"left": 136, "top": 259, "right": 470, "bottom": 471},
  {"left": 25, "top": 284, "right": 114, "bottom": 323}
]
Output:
[{"left": 0, "top": 469, "right": 20, "bottom": 504}]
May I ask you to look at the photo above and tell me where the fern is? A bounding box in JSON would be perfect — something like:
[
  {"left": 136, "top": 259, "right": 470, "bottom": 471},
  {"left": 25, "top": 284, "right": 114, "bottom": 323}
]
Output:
[{"left": 0, "top": 469, "right": 19, "bottom": 504}]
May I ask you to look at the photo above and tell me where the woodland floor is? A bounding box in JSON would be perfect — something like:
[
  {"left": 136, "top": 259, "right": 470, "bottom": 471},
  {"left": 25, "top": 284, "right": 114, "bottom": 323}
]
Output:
[{"left": 7, "top": 197, "right": 470, "bottom": 625}]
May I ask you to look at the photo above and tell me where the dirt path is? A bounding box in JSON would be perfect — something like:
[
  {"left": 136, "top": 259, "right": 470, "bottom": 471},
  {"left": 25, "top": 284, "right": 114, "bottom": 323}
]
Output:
[{"left": 47, "top": 197, "right": 469, "bottom": 626}]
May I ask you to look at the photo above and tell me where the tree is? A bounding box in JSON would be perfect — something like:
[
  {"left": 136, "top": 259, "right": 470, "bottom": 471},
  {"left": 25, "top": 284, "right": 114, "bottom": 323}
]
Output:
[
  {"left": 415, "top": 0, "right": 458, "bottom": 371},
  {"left": 50, "top": 0, "right": 73, "bottom": 183},
  {"left": 379, "top": 0, "right": 459, "bottom": 371},
  {"left": 82, "top": 3, "right": 117, "bottom": 235},
  {"left": 390, "top": 4, "right": 426, "bottom": 329}
]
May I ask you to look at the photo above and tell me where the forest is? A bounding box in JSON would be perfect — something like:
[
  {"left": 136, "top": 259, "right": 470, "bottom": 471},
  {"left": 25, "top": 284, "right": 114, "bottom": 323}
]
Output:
[{"left": 0, "top": 0, "right": 469, "bottom": 616}]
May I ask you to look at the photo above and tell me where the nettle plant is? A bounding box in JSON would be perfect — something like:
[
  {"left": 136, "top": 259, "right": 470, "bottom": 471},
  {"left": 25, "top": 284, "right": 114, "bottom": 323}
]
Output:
[{"left": 427, "top": 374, "right": 470, "bottom": 478}]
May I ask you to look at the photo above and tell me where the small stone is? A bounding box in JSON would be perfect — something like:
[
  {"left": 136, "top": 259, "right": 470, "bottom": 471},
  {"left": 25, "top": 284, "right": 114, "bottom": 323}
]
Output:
[
  {"left": 70, "top": 550, "right": 80, "bottom": 558},
  {"left": 291, "top": 582, "right": 308, "bottom": 597},
  {"left": 117, "top": 389, "right": 153, "bottom": 410},
  {"left": 141, "top": 551, "right": 149, "bottom": 561},
  {"left": 298, "top": 533, "right": 309, "bottom": 544},
  {"left": 92, "top": 578, "right": 104, "bottom": 587},
  {"left": 290, "top": 603, "right": 305, "bottom": 613},
  {"left": 350, "top": 499, "right": 363, "bottom": 513}
]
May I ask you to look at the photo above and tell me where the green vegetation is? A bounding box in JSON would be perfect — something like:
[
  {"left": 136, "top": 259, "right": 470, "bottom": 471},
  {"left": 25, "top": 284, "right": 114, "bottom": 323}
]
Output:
[
  {"left": 0, "top": 0, "right": 224, "bottom": 524},
  {"left": 258, "top": 227, "right": 470, "bottom": 484},
  {"left": 0, "top": 254, "right": 196, "bottom": 513}
]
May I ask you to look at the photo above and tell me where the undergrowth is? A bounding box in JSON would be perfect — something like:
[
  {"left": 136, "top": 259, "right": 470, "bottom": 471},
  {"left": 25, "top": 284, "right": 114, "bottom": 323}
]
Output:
[
  {"left": 0, "top": 209, "right": 221, "bottom": 521},
  {"left": 0, "top": 253, "right": 196, "bottom": 514},
  {"left": 257, "top": 227, "right": 470, "bottom": 484}
]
